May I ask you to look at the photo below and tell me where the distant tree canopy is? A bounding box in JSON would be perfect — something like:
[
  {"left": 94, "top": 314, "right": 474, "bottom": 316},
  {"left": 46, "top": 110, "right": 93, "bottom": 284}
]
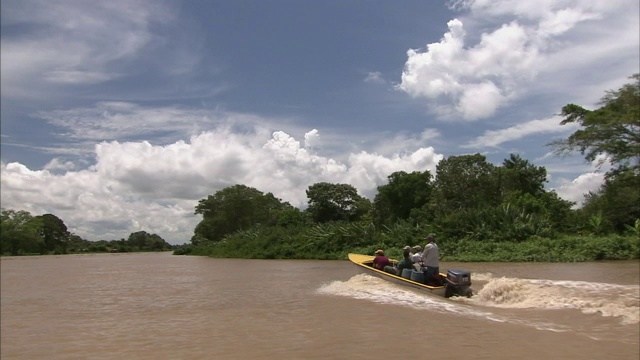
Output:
[
  {"left": 500, "top": 153, "right": 547, "bottom": 197},
  {"left": 305, "top": 182, "right": 370, "bottom": 223},
  {"left": 431, "top": 153, "right": 500, "bottom": 213},
  {"left": 0, "top": 211, "right": 71, "bottom": 255},
  {"left": 372, "top": 170, "right": 433, "bottom": 226},
  {"left": 38, "top": 213, "right": 69, "bottom": 253},
  {"left": 0, "top": 208, "right": 174, "bottom": 255},
  {"left": 128, "top": 231, "right": 169, "bottom": 251},
  {"left": 0, "top": 209, "right": 44, "bottom": 255},
  {"left": 193, "top": 184, "right": 296, "bottom": 243}
]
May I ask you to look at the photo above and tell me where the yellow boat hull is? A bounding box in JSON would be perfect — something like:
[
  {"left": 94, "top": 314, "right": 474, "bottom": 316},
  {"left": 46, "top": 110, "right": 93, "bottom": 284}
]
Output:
[{"left": 348, "top": 253, "right": 447, "bottom": 297}]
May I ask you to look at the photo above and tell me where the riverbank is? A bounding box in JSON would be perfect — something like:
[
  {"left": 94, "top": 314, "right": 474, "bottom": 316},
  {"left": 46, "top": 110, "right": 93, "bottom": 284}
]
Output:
[{"left": 176, "top": 233, "right": 640, "bottom": 262}]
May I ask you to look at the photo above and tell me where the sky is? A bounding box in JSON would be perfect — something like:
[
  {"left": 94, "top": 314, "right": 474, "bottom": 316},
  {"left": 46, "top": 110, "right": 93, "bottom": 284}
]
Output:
[{"left": 1, "top": 0, "right": 638, "bottom": 245}]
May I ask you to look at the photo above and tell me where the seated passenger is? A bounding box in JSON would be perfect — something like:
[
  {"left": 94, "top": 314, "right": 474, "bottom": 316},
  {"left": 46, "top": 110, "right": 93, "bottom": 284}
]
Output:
[
  {"left": 395, "top": 248, "right": 414, "bottom": 276},
  {"left": 411, "top": 245, "right": 423, "bottom": 270},
  {"left": 372, "top": 249, "right": 390, "bottom": 271}
]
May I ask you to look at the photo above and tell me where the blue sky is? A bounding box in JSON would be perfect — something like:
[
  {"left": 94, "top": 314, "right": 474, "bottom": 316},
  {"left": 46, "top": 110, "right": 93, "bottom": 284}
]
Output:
[{"left": 1, "top": 0, "right": 638, "bottom": 244}]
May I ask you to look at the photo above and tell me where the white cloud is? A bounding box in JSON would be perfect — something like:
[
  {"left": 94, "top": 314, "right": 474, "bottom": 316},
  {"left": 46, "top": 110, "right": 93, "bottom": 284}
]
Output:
[
  {"left": 546, "top": 154, "right": 612, "bottom": 207},
  {"left": 399, "top": 0, "right": 638, "bottom": 120},
  {"left": 304, "top": 129, "right": 321, "bottom": 149},
  {"left": 553, "top": 172, "right": 604, "bottom": 207},
  {"left": 44, "top": 158, "right": 76, "bottom": 172},
  {"left": 0, "top": 127, "right": 445, "bottom": 244},
  {"left": 457, "top": 81, "right": 505, "bottom": 119},
  {"left": 346, "top": 148, "right": 444, "bottom": 198}
]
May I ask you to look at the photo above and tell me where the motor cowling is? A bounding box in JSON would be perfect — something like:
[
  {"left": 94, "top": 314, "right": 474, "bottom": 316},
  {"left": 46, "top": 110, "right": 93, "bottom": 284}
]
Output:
[{"left": 444, "top": 269, "right": 473, "bottom": 298}]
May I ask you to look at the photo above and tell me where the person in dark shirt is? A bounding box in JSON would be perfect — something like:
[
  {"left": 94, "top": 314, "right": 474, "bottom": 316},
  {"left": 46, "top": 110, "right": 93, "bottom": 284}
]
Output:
[
  {"left": 395, "top": 247, "right": 414, "bottom": 276},
  {"left": 372, "top": 249, "right": 390, "bottom": 270}
]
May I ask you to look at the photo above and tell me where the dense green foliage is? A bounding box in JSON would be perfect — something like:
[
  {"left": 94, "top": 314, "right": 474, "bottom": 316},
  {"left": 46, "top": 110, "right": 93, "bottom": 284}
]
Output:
[
  {"left": 372, "top": 170, "right": 432, "bottom": 226},
  {"left": 305, "top": 182, "right": 371, "bottom": 223},
  {"left": 193, "top": 184, "right": 296, "bottom": 243},
  {"left": 0, "top": 209, "right": 175, "bottom": 255},
  {"left": 176, "top": 220, "right": 639, "bottom": 262}
]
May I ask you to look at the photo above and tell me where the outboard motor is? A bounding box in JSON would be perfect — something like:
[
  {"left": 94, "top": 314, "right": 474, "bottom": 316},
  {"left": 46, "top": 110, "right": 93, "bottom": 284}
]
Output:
[{"left": 444, "top": 269, "right": 473, "bottom": 298}]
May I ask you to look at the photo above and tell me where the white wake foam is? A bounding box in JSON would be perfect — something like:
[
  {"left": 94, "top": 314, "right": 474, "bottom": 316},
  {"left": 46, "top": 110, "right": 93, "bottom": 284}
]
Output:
[{"left": 466, "top": 276, "right": 640, "bottom": 324}]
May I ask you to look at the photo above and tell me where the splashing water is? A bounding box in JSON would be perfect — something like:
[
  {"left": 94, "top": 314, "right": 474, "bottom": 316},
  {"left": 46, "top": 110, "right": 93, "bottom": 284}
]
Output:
[
  {"left": 318, "top": 271, "right": 640, "bottom": 339},
  {"left": 468, "top": 275, "right": 640, "bottom": 324},
  {"left": 317, "top": 274, "right": 568, "bottom": 332}
]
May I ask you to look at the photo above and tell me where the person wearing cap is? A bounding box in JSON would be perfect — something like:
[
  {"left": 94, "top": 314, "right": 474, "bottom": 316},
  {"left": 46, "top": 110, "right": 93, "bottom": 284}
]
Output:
[
  {"left": 411, "top": 245, "right": 423, "bottom": 263},
  {"left": 372, "top": 249, "right": 390, "bottom": 271},
  {"left": 421, "top": 235, "right": 439, "bottom": 284}
]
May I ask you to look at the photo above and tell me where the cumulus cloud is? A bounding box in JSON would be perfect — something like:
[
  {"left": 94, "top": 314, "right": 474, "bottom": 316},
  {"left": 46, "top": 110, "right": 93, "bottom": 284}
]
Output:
[
  {"left": 398, "top": 0, "right": 637, "bottom": 120},
  {"left": 553, "top": 172, "right": 604, "bottom": 207},
  {"left": 44, "top": 158, "right": 76, "bottom": 172},
  {"left": 304, "top": 129, "right": 321, "bottom": 149},
  {"left": 546, "top": 154, "right": 612, "bottom": 207},
  {"left": 0, "top": 127, "right": 444, "bottom": 244}
]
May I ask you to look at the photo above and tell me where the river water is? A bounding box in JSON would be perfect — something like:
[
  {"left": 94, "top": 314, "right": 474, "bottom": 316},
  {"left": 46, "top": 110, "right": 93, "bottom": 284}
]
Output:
[{"left": 1, "top": 252, "right": 638, "bottom": 359}]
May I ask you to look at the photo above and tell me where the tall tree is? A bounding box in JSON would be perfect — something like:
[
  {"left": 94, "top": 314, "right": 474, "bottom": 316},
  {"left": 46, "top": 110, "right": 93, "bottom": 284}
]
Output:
[
  {"left": 499, "top": 153, "right": 547, "bottom": 197},
  {"left": 305, "top": 182, "right": 370, "bottom": 223},
  {"left": 0, "top": 209, "right": 44, "bottom": 255},
  {"left": 37, "top": 214, "right": 69, "bottom": 253},
  {"left": 431, "top": 154, "right": 499, "bottom": 214},
  {"left": 194, "top": 184, "right": 293, "bottom": 242},
  {"left": 549, "top": 73, "right": 640, "bottom": 175},
  {"left": 578, "top": 170, "right": 640, "bottom": 233},
  {"left": 372, "top": 170, "right": 433, "bottom": 226}
]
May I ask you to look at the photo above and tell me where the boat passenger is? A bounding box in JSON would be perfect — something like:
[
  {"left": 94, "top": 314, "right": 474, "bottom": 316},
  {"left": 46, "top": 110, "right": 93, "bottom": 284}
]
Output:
[
  {"left": 411, "top": 245, "right": 422, "bottom": 263},
  {"left": 372, "top": 249, "right": 390, "bottom": 271},
  {"left": 411, "top": 245, "right": 423, "bottom": 270},
  {"left": 421, "top": 235, "right": 440, "bottom": 285},
  {"left": 395, "top": 248, "right": 414, "bottom": 275}
]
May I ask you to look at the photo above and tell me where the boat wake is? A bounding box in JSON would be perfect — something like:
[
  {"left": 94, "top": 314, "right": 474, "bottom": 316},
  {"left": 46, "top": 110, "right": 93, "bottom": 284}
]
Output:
[
  {"left": 317, "top": 273, "right": 640, "bottom": 335},
  {"left": 462, "top": 275, "right": 640, "bottom": 325},
  {"left": 317, "top": 274, "right": 566, "bottom": 332}
]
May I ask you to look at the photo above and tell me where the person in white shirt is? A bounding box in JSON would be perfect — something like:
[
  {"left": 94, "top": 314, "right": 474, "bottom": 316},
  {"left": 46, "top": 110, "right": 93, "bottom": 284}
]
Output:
[
  {"left": 421, "top": 235, "right": 439, "bottom": 284},
  {"left": 410, "top": 245, "right": 422, "bottom": 270}
]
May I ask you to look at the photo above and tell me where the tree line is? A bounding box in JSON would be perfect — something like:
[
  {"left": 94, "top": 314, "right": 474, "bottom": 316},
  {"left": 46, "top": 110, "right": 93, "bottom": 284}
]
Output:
[
  {"left": 0, "top": 210, "right": 174, "bottom": 256},
  {"left": 179, "top": 74, "right": 639, "bottom": 261}
]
